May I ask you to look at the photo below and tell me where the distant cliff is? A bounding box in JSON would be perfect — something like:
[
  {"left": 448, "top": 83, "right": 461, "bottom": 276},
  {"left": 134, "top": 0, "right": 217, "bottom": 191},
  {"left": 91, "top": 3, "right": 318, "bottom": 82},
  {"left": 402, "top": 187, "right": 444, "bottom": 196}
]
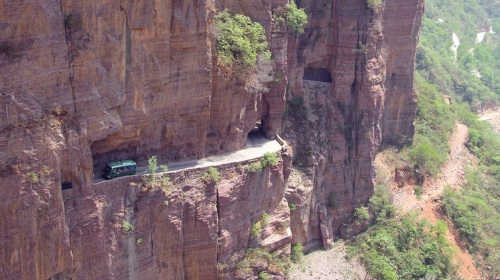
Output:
[{"left": 0, "top": 0, "right": 423, "bottom": 279}]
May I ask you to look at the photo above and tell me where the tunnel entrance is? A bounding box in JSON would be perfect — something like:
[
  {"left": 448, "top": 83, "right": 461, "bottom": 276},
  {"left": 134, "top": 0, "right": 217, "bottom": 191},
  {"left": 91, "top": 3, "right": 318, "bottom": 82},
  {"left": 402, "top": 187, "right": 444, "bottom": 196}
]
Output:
[
  {"left": 303, "top": 67, "right": 332, "bottom": 83},
  {"left": 246, "top": 120, "right": 266, "bottom": 147}
]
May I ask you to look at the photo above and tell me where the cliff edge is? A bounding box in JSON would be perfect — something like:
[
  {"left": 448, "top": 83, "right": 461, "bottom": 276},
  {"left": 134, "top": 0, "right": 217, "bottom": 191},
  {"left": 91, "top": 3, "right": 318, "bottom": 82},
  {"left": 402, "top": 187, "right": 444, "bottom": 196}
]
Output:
[{"left": 0, "top": 0, "right": 423, "bottom": 278}]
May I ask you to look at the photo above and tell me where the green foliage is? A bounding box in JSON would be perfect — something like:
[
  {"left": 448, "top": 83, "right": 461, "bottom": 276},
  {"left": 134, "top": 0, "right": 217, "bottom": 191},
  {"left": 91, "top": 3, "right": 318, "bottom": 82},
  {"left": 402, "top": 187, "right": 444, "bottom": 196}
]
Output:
[
  {"left": 348, "top": 186, "right": 455, "bottom": 279},
  {"left": 366, "top": 0, "right": 382, "bottom": 10},
  {"left": 215, "top": 11, "right": 271, "bottom": 67},
  {"left": 136, "top": 237, "right": 144, "bottom": 245},
  {"left": 258, "top": 271, "right": 269, "bottom": 280},
  {"left": 146, "top": 155, "right": 158, "bottom": 175},
  {"left": 290, "top": 243, "right": 304, "bottom": 263},
  {"left": 251, "top": 221, "right": 263, "bottom": 238},
  {"left": 354, "top": 206, "right": 370, "bottom": 221},
  {"left": 142, "top": 156, "right": 170, "bottom": 188},
  {"left": 416, "top": 2, "right": 500, "bottom": 277},
  {"left": 236, "top": 247, "right": 290, "bottom": 276},
  {"left": 414, "top": 186, "right": 423, "bottom": 199},
  {"left": 123, "top": 221, "right": 134, "bottom": 232},
  {"left": 202, "top": 167, "right": 220, "bottom": 183},
  {"left": 26, "top": 171, "right": 39, "bottom": 183},
  {"left": 261, "top": 212, "right": 270, "bottom": 227},
  {"left": 214, "top": 10, "right": 274, "bottom": 93},
  {"left": 443, "top": 133, "right": 500, "bottom": 277},
  {"left": 247, "top": 161, "right": 263, "bottom": 173},
  {"left": 404, "top": 73, "right": 454, "bottom": 176},
  {"left": 285, "top": 1, "right": 308, "bottom": 33},
  {"left": 261, "top": 152, "right": 278, "bottom": 168},
  {"left": 288, "top": 203, "right": 297, "bottom": 211},
  {"left": 353, "top": 42, "right": 368, "bottom": 55},
  {"left": 418, "top": 0, "right": 500, "bottom": 108},
  {"left": 252, "top": 213, "right": 271, "bottom": 239}
]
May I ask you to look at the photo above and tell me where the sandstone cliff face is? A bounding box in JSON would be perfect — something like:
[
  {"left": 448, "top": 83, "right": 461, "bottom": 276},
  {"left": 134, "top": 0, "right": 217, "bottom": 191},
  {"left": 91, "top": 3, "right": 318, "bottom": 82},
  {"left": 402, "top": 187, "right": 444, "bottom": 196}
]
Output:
[
  {"left": 0, "top": 0, "right": 423, "bottom": 278},
  {"left": 283, "top": 0, "right": 423, "bottom": 249}
]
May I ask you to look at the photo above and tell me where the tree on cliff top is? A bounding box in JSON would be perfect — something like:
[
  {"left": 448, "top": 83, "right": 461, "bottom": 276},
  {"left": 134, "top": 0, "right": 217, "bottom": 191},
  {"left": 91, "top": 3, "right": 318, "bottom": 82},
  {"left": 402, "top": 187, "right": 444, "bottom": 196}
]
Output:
[
  {"left": 215, "top": 11, "right": 270, "bottom": 67},
  {"left": 215, "top": 10, "right": 274, "bottom": 93},
  {"left": 285, "top": 1, "right": 307, "bottom": 33}
]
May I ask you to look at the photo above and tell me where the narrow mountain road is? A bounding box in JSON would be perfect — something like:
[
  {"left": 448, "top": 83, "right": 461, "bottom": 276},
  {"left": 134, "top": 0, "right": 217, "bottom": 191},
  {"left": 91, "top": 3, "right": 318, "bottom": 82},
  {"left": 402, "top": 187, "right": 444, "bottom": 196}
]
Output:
[
  {"left": 393, "top": 122, "right": 481, "bottom": 279},
  {"left": 94, "top": 133, "right": 283, "bottom": 184}
]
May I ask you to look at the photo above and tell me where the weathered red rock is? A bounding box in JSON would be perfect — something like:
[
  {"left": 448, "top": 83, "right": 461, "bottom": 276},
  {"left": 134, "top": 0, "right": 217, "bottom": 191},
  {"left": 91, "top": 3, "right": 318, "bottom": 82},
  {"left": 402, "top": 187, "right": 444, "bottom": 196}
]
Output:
[
  {"left": 0, "top": 0, "right": 423, "bottom": 278},
  {"left": 283, "top": 0, "right": 424, "bottom": 249}
]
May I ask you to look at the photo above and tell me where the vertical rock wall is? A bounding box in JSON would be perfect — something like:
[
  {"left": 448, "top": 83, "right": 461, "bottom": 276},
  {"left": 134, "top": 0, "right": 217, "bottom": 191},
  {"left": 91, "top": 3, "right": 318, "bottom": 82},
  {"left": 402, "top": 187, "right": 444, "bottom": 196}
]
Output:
[
  {"left": 283, "top": 0, "right": 423, "bottom": 248},
  {"left": 0, "top": 0, "right": 423, "bottom": 278}
]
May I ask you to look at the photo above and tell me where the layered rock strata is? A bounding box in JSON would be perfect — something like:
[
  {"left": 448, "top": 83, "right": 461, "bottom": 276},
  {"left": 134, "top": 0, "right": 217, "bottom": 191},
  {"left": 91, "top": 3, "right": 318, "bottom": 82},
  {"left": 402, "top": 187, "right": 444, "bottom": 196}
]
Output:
[
  {"left": 0, "top": 0, "right": 423, "bottom": 278},
  {"left": 283, "top": 0, "right": 423, "bottom": 248}
]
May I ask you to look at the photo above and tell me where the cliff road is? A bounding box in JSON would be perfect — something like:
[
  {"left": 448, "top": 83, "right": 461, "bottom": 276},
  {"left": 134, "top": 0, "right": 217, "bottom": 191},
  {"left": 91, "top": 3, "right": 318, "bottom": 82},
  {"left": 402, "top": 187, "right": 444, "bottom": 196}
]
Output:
[{"left": 0, "top": 0, "right": 424, "bottom": 278}]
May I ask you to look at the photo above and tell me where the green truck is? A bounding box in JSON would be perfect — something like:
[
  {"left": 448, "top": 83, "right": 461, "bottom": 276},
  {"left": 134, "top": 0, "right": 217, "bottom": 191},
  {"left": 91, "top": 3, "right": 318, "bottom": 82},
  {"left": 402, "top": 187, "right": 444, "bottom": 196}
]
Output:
[{"left": 103, "top": 160, "right": 137, "bottom": 179}]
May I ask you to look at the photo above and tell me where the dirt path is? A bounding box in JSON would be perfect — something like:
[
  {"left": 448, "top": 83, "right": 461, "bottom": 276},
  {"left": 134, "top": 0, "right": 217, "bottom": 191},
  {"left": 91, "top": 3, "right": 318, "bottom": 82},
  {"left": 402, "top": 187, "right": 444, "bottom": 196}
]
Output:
[
  {"left": 393, "top": 123, "right": 471, "bottom": 212},
  {"left": 392, "top": 123, "right": 481, "bottom": 279},
  {"left": 479, "top": 109, "right": 500, "bottom": 133}
]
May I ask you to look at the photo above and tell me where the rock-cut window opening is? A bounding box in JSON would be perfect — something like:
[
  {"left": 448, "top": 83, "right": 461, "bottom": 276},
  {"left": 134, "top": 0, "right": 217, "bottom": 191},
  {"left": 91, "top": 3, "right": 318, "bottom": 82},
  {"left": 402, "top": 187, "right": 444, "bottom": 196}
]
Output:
[
  {"left": 61, "top": 181, "right": 73, "bottom": 190},
  {"left": 303, "top": 67, "right": 332, "bottom": 83}
]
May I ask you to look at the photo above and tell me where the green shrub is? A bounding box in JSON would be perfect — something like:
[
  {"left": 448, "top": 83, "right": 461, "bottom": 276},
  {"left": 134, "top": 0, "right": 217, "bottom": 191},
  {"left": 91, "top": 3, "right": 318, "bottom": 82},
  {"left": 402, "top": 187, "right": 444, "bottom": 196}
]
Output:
[
  {"left": 143, "top": 156, "right": 170, "bottom": 188},
  {"left": 251, "top": 221, "right": 263, "bottom": 238},
  {"left": 261, "top": 152, "right": 278, "bottom": 168},
  {"left": 258, "top": 271, "right": 269, "bottom": 280},
  {"left": 366, "top": 0, "right": 382, "bottom": 10},
  {"left": 123, "top": 221, "right": 134, "bottom": 232},
  {"left": 288, "top": 203, "right": 297, "bottom": 211},
  {"left": 236, "top": 248, "right": 290, "bottom": 276},
  {"left": 136, "top": 237, "right": 144, "bottom": 245},
  {"left": 354, "top": 206, "right": 370, "bottom": 221},
  {"left": 348, "top": 184, "right": 455, "bottom": 279},
  {"left": 415, "top": 186, "right": 423, "bottom": 199},
  {"left": 215, "top": 11, "right": 270, "bottom": 67},
  {"left": 202, "top": 167, "right": 220, "bottom": 183},
  {"left": 26, "top": 171, "right": 39, "bottom": 183},
  {"left": 261, "top": 212, "right": 270, "bottom": 227},
  {"left": 247, "top": 162, "right": 262, "bottom": 173},
  {"left": 215, "top": 11, "right": 274, "bottom": 93},
  {"left": 146, "top": 155, "right": 158, "bottom": 175},
  {"left": 290, "top": 243, "right": 304, "bottom": 263},
  {"left": 353, "top": 42, "right": 368, "bottom": 55},
  {"left": 404, "top": 73, "right": 454, "bottom": 176},
  {"left": 285, "top": 1, "right": 307, "bottom": 33}
]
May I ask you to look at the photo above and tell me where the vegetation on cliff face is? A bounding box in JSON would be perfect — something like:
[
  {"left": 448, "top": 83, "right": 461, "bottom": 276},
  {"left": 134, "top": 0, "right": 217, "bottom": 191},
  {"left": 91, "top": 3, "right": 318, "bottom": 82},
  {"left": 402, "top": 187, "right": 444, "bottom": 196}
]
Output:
[
  {"left": 215, "top": 10, "right": 274, "bottom": 93},
  {"left": 272, "top": 1, "right": 307, "bottom": 34},
  {"left": 215, "top": 11, "right": 270, "bottom": 67},
  {"left": 284, "top": 1, "right": 307, "bottom": 33}
]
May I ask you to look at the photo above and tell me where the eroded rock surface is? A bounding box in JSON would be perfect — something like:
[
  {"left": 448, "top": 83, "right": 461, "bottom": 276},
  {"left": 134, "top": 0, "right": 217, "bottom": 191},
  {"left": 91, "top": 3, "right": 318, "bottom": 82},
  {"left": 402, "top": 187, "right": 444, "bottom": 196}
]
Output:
[{"left": 0, "top": 0, "right": 423, "bottom": 278}]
